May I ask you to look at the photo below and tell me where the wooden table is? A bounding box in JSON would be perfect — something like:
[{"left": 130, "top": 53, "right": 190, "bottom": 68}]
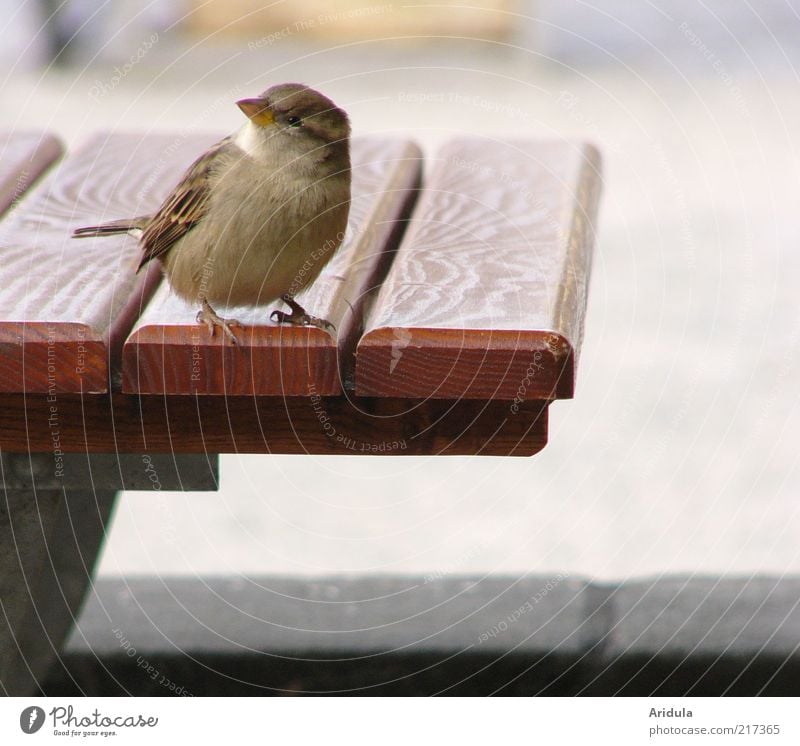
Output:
[{"left": 0, "top": 128, "right": 602, "bottom": 694}]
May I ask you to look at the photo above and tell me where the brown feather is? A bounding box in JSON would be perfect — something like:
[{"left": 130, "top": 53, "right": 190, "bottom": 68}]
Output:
[
  {"left": 72, "top": 218, "right": 147, "bottom": 237},
  {"left": 137, "top": 136, "right": 233, "bottom": 271}
]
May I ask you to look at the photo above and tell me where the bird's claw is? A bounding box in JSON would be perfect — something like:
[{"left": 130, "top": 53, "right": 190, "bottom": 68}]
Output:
[
  {"left": 269, "top": 309, "right": 335, "bottom": 331},
  {"left": 270, "top": 295, "right": 335, "bottom": 332},
  {"left": 196, "top": 302, "right": 242, "bottom": 345}
]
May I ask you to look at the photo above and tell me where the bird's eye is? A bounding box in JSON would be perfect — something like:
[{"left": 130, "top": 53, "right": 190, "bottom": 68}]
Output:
[{"left": 287, "top": 115, "right": 302, "bottom": 127}]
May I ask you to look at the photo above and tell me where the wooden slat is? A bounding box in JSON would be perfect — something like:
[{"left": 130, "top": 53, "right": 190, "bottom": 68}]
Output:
[
  {"left": 0, "top": 131, "right": 63, "bottom": 215},
  {"left": 356, "top": 138, "right": 602, "bottom": 400},
  {"left": 121, "top": 138, "right": 422, "bottom": 396},
  {"left": 0, "top": 131, "right": 223, "bottom": 394},
  {"left": 0, "top": 394, "right": 548, "bottom": 457}
]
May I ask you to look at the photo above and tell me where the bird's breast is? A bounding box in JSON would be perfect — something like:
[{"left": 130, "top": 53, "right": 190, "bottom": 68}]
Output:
[{"left": 185, "top": 156, "right": 350, "bottom": 306}]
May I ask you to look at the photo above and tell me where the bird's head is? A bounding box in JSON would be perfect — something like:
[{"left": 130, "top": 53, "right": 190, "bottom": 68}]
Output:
[{"left": 236, "top": 84, "right": 350, "bottom": 164}]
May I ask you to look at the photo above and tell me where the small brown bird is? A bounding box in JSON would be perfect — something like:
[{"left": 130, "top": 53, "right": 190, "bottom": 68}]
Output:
[{"left": 73, "top": 83, "right": 351, "bottom": 343}]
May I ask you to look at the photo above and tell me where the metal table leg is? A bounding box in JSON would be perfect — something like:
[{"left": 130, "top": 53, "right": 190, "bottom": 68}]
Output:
[{"left": 0, "top": 453, "right": 218, "bottom": 695}]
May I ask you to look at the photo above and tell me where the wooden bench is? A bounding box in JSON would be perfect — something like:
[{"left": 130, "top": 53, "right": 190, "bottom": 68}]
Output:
[{"left": 0, "top": 129, "right": 601, "bottom": 694}]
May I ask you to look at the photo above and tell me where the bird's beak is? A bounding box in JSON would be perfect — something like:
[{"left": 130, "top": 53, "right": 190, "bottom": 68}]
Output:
[{"left": 236, "top": 97, "right": 274, "bottom": 126}]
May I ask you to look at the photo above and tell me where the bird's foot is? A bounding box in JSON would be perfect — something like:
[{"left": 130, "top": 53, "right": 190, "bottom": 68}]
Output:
[
  {"left": 270, "top": 294, "right": 335, "bottom": 332},
  {"left": 196, "top": 300, "right": 242, "bottom": 345}
]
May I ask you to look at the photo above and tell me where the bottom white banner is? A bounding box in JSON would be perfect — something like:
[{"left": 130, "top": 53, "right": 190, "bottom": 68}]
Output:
[{"left": 0, "top": 697, "right": 795, "bottom": 745}]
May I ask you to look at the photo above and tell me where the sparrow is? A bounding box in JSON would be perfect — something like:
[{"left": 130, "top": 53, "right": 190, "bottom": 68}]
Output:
[{"left": 73, "top": 83, "right": 351, "bottom": 344}]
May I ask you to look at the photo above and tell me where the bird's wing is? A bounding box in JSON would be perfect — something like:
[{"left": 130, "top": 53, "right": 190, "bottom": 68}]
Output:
[{"left": 138, "top": 136, "right": 234, "bottom": 270}]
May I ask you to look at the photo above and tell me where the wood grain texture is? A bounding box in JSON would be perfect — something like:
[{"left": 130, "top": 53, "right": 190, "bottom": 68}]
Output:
[
  {"left": 0, "top": 131, "right": 63, "bottom": 215},
  {"left": 0, "top": 394, "right": 547, "bottom": 457},
  {"left": 356, "top": 138, "right": 602, "bottom": 401},
  {"left": 0, "top": 131, "right": 223, "bottom": 394},
  {"left": 122, "top": 138, "right": 422, "bottom": 396}
]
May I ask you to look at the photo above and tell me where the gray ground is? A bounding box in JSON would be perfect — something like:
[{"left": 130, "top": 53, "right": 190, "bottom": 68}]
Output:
[{"left": 3, "top": 1, "right": 800, "bottom": 581}]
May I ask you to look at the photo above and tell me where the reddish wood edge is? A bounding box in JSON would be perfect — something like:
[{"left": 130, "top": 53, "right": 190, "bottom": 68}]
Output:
[
  {"left": 0, "top": 295, "right": 170, "bottom": 395},
  {"left": 123, "top": 324, "right": 340, "bottom": 396},
  {"left": 0, "top": 394, "right": 548, "bottom": 457},
  {"left": 0, "top": 323, "right": 106, "bottom": 393},
  {"left": 356, "top": 328, "right": 574, "bottom": 400}
]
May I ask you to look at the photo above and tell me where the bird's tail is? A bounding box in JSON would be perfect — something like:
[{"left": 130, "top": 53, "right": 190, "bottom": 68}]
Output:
[{"left": 72, "top": 217, "right": 148, "bottom": 238}]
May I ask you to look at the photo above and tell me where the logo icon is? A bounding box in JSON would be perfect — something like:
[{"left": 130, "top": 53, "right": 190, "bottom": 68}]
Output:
[
  {"left": 389, "top": 329, "right": 412, "bottom": 374},
  {"left": 20, "top": 706, "right": 45, "bottom": 734}
]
